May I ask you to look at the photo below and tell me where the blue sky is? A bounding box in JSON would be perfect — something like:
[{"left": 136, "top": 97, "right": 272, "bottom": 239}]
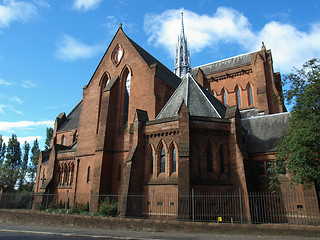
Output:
[{"left": 0, "top": 0, "right": 319, "bottom": 149}]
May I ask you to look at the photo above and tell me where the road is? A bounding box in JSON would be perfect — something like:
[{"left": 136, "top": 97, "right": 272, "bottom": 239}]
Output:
[{"left": 0, "top": 223, "right": 319, "bottom": 240}]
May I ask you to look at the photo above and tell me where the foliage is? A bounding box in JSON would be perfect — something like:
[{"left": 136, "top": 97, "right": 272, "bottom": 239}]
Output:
[
  {"left": 271, "top": 58, "right": 320, "bottom": 189},
  {"left": 66, "top": 197, "right": 70, "bottom": 209},
  {"left": 98, "top": 197, "right": 118, "bottom": 216},
  {"left": 59, "top": 199, "right": 63, "bottom": 209},
  {"left": 0, "top": 134, "right": 22, "bottom": 191},
  {"left": 18, "top": 141, "right": 30, "bottom": 191},
  {"left": 0, "top": 135, "right": 6, "bottom": 167},
  {"left": 71, "top": 201, "right": 89, "bottom": 214},
  {"left": 29, "top": 139, "right": 40, "bottom": 187},
  {"left": 44, "top": 127, "right": 53, "bottom": 151}
]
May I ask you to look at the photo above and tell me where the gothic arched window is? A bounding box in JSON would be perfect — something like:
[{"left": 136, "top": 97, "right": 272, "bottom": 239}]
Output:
[
  {"left": 219, "top": 145, "right": 225, "bottom": 173},
  {"left": 206, "top": 145, "right": 213, "bottom": 173},
  {"left": 61, "top": 135, "right": 66, "bottom": 145},
  {"left": 87, "top": 167, "right": 91, "bottom": 183},
  {"left": 160, "top": 147, "right": 166, "bottom": 173},
  {"left": 222, "top": 89, "right": 227, "bottom": 107},
  {"left": 118, "top": 164, "right": 121, "bottom": 181},
  {"left": 194, "top": 146, "right": 199, "bottom": 173},
  {"left": 150, "top": 149, "right": 154, "bottom": 174},
  {"left": 237, "top": 88, "right": 241, "bottom": 107},
  {"left": 248, "top": 85, "right": 253, "bottom": 105},
  {"left": 172, "top": 147, "right": 177, "bottom": 173},
  {"left": 123, "top": 70, "right": 131, "bottom": 125}
]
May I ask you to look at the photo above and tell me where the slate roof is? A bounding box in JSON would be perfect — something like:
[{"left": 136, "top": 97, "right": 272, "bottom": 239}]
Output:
[
  {"left": 190, "top": 51, "right": 255, "bottom": 76},
  {"left": 241, "top": 112, "right": 290, "bottom": 153},
  {"left": 57, "top": 100, "right": 82, "bottom": 132},
  {"left": 156, "top": 73, "right": 226, "bottom": 120},
  {"left": 127, "top": 37, "right": 181, "bottom": 89}
]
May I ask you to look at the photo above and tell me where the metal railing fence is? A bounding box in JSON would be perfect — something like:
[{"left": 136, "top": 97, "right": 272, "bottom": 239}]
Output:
[{"left": 1, "top": 191, "right": 319, "bottom": 226}]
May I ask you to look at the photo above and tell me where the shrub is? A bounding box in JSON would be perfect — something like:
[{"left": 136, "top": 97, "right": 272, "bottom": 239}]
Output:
[
  {"left": 71, "top": 201, "right": 89, "bottom": 214},
  {"left": 98, "top": 197, "right": 118, "bottom": 216},
  {"left": 48, "top": 199, "right": 58, "bottom": 211},
  {"left": 66, "top": 198, "right": 70, "bottom": 209},
  {"left": 58, "top": 199, "right": 63, "bottom": 209}
]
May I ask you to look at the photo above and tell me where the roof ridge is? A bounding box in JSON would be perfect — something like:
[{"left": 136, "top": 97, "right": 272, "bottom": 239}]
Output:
[
  {"left": 187, "top": 74, "right": 221, "bottom": 118},
  {"left": 192, "top": 49, "right": 261, "bottom": 69}
]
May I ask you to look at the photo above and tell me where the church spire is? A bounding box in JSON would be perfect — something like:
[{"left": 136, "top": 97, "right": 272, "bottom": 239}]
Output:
[{"left": 174, "top": 12, "right": 190, "bottom": 78}]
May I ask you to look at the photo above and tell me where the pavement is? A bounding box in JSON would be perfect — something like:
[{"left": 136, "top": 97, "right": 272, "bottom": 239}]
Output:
[{"left": 0, "top": 222, "right": 320, "bottom": 240}]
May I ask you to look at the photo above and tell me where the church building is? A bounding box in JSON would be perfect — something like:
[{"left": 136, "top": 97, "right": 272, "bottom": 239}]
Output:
[{"left": 33, "top": 15, "right": 319, "bottom": 222}]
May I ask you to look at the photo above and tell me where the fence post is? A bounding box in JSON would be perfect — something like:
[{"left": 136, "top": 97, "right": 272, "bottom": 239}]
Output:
[
  {"left": 66, "top": 190, "right": 69, "bottom": 209},
  {"left": 89, "top": 190, "right": 92, "bottom": 212},
  {"left": 117, "top": 188, "right": 120, "bottom": 216},
  {"left": 151, "top": 189, "right": 154, "bottom": 218},
  {"left": 192, "top": 188, "right": 195, "bottom": 222},
  {"left": 239, "top": 188, "right": 243, "bottom": 223}
]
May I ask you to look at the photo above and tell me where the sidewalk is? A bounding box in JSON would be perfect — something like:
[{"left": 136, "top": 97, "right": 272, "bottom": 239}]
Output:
[
  {"left": 1, "top": 209, "right": 320, "bottom": 239},
  {"left": 1, "top": 222, "right": 320, "bottom": 240}
]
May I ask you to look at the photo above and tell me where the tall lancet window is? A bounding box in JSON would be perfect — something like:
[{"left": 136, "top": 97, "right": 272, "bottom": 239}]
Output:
[
  {"left": 222, "top": 89, "right": 227, "bottom": 107},
  {"left": 206, "top": 145, "right": 213, "bottom": 173},
  {"left": 248, "top": 85, "right": 253, "bottom": 105},
  {"left": 172, "top": 147, "right": 177, "bottom": 173},
  {"left": 150, "top": 149, "right": 154, "bottom": 174},
  {"left": 160, "top": 147, "right": 166, "bottom": 173},
  {"left": 237, "top": 88, "right": 241, "bottom": 107},
  {"left": 123, "top": 71, "right": 131, "bottom": 125}
]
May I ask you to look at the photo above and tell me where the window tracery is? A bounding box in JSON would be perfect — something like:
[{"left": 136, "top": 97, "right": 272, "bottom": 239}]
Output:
[{"left": 57, "top": 162, "right": 74, "bottom": 186}]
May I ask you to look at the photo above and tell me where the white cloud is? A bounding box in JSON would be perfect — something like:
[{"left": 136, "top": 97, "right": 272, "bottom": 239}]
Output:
[
  {"left": 0, "top": 120, "right": 54, "bottom": 132},
  {"left": 144, "top": 7, "right": 320, "bottom": 73},
  {"left": 0, "top": 104, "right": 22, "bottom": 115},
  {"left": 22, "top": 80, "right": 37, "bottom": 88},
  {"left": 2, "top": 135, "right": 43, "bottom": 145},
  {"left": 72, "top": 0, "right": 102, "bottom": 12},
  {"left": 0, "top": 78, "right": 12, "bottom": 86},
  {"left": 34, "top": 0, "right": 50, "bottom": 9},
  {"left": 144, "top": 8, "right": 255, "bottom": 57},
  {"left": 55, "top": 34, "right": 104, "bottom": 61},
  {"left": 9, "top": 96, "right": 22, "bottom": 104},
  {"left": 0, "top": 0, "right": 37, "bottom": 28}
]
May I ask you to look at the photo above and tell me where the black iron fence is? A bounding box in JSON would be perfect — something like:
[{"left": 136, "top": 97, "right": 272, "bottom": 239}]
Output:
[{"left": 1, "top": 191, "right": 319, "bottom": 226}]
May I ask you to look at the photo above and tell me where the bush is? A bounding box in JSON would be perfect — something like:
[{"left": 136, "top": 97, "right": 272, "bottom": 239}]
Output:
[
  {"left": 98, "top": 197, "right": 118, "bottom": 216},
  {"left": 66, "top": 198, "right": 70, "bottom": 209},
  {"left": 58, "top": 199, "right": 63, "bottom": 209},
  {"left": 48, "top": 199, "right": 58, "bottom": 211},
  {"left": 71, "top": 201, "right": 89, "bottom": 214}
]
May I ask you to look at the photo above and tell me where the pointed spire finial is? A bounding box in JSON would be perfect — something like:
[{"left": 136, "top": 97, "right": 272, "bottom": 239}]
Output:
[
  {"left": 120, "top": 23, "right": 123, "bottom": 28},
  {"left": 174, "top": 12, "right": 191, "bottom": 78},
  {"left": 261, "top": 41, "right": 266, "bottom": 51}
]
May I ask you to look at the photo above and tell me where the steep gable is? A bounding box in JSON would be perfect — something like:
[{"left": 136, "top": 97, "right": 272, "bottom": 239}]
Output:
[{"left": 156, "top": 73, "right": 226, "bottom": 119}]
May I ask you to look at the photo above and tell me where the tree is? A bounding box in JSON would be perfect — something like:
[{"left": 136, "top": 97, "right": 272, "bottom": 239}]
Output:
[
  {"left": 271, "top": 58, "right": 320, "bottom": 189},
  {"left": 0, "top": 135, "right": 6, "bottom": 167},
  {"left": 18, "top": 141, "right": 30, "bottom": 191},
  {"left": 29, "top": 139, "right": 40, "bottom": 188},
  {"left": 2, "top": 134, "right": 22, "bottom": 191},
  {"left": 44, "top": 127, "right": 53, "bottom": 151}
]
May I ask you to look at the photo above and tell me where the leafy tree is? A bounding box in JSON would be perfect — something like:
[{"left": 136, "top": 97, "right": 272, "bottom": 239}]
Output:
[
  {"left": 29, "top": 139, "right": 40, "bottom": 187},
  {"left": 44, "top": 127, "right": 53, "bottom": 151},
  {"left": 271, "top": 58, "right": 320, "bottom": 189},
  {"left": 0, "top": 135, "right": 6, "bottom": 167},
  {"left": 2, "top": 134, "right": 22, "bottom": 191},
  {"left": 18, "top": 141, "right": 30, "bottom": 191}
]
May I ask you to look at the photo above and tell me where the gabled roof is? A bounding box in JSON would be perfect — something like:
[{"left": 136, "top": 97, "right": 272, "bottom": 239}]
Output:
[
  {"left": 156, "top": 73, "right": 226, "bottom": 120},
  {"left": 57, "top": 100, "right": 82, "bottom": 132},
  {"left": 190, "top": 51, "right": 256, "bottom": 76},
  {"left": 127, "top": 36, "right": 181, "bottom": 89}
]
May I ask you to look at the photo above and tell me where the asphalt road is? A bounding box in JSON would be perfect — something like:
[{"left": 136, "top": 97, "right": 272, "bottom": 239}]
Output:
[{"left": 0, "top": 223, "right": 319, "bottom": 240}]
